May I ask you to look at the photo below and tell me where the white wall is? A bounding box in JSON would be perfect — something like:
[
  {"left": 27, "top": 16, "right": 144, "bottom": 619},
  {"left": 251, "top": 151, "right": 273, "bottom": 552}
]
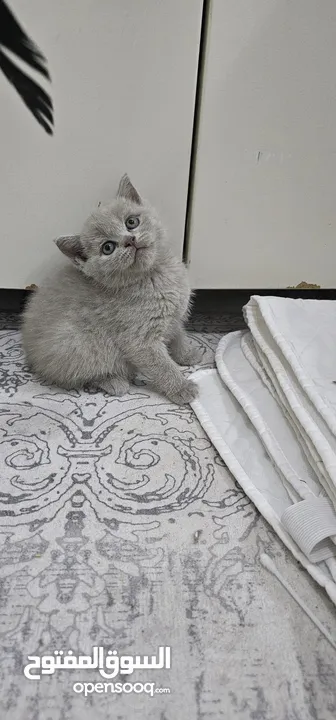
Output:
[
  {"left": 0, "top": 0, "right": 202, "bottom": 288},
  {"left": 188, "top": 0, "right": 336, "bottom": 288}
]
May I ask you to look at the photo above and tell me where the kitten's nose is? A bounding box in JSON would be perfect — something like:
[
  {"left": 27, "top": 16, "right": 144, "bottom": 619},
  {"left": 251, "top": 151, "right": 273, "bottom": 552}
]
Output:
[{"left": 125, "top": 236, "right": 136, "bottom": 248}]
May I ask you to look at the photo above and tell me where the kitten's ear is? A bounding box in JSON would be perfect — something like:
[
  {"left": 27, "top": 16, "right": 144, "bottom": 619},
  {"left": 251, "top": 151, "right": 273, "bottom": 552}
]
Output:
[
  {"left": 54, "top": 235, "right": 87, "bottom": 265},
  {"left": 117, "top": 174, "right": 142, "bottom": 205}
]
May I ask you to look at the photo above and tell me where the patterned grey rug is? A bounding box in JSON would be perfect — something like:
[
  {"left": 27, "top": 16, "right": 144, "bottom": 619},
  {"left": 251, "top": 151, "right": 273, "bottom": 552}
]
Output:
[{"left": 0, "top": 319, "right": 335, "bottom": 719}]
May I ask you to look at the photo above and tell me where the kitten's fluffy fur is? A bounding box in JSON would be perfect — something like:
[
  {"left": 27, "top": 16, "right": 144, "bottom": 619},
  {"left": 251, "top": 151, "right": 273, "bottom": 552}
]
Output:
[{"left": 22, "top": 175, "right": 201, "bottom": 404}]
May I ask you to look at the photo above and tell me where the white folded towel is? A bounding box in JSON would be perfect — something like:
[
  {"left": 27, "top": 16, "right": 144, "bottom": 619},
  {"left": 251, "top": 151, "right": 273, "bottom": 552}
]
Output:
[{"left": 191, "top": 296, "right": 336, "bottom": 607}]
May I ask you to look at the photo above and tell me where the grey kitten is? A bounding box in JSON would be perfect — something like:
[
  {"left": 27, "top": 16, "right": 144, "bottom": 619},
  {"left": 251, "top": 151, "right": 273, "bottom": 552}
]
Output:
[{"left": 22, "top": 175, "right": 201, "bottom": 404}]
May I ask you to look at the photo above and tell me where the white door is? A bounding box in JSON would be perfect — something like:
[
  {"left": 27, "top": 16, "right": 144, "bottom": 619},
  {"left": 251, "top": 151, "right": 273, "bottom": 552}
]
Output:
[
  {"left": 188, "top": 0, "right": 336, "bottom": 288},
  {"left": 0, "top": 0, "right": 203, "bottom": 288}
]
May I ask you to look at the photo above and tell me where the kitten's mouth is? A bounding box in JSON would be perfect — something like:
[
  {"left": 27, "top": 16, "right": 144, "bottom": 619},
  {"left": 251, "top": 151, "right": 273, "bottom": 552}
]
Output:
[
  {"left": 132, "top": 245, "right": 149, "bottom": 265},
  {"left": 127, "top": 245, "right": 146, "bottom": 253},
  {"left": 126, "top": 243, "right": 152, "bottom": 264},
  {"left": 131, "top": 245, "right": 147, "bottom": 257}
]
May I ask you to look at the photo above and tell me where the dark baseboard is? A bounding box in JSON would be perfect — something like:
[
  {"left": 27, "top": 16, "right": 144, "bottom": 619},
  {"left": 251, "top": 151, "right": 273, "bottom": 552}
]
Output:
[
  {"left": 191, "top": 288, "right": 336, "bottom": 315},
  {"left": 1, "top": 287, "right": 336, "bottom": 315},
  {"left": 0, "top": 289, "right": 28, "bottom": 312}
]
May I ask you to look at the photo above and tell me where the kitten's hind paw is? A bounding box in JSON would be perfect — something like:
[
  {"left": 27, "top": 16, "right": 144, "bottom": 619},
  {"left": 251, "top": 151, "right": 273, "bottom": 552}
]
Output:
[
  {"left": 99, "top": 377, "right": 130, "bottom": 396},
  {"left": 168, "top": 379, "right": 199, "bottom": 405}
]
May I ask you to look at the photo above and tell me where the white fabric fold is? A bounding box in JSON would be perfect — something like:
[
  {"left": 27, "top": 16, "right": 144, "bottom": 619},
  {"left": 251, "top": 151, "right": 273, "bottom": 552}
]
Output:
[{"left": 191, "top": 296, "right": 336, "bottom": 606}]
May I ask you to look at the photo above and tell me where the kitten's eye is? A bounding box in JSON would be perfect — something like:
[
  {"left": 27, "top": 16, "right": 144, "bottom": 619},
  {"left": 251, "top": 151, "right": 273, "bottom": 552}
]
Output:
[
  {"left": 102, "top": 241, "right": 116, "bottom": 255},
  {"left": 125, "top": 216, "right": 140, "bottom": 231}
]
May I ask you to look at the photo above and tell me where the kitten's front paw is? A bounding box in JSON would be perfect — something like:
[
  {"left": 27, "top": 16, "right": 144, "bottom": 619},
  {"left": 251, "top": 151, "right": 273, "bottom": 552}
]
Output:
[
  {"left": 171, "top": 344, "right": 204, "bottom": 366},
  {"left": 168, "top": 379, "right": 199, "bottom": 405},
  {"left": 100, "top": 377, "right": 130, "bottom": 396},
  {"left": 182, "top": 346, "right": 204, "bottom": 366}
]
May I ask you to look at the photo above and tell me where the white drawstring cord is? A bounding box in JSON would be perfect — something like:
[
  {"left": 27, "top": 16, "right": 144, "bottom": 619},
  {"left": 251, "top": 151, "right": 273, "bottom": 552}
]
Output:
[{"left": 260, "top": 553, "right": 336, "bottom": 651}]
